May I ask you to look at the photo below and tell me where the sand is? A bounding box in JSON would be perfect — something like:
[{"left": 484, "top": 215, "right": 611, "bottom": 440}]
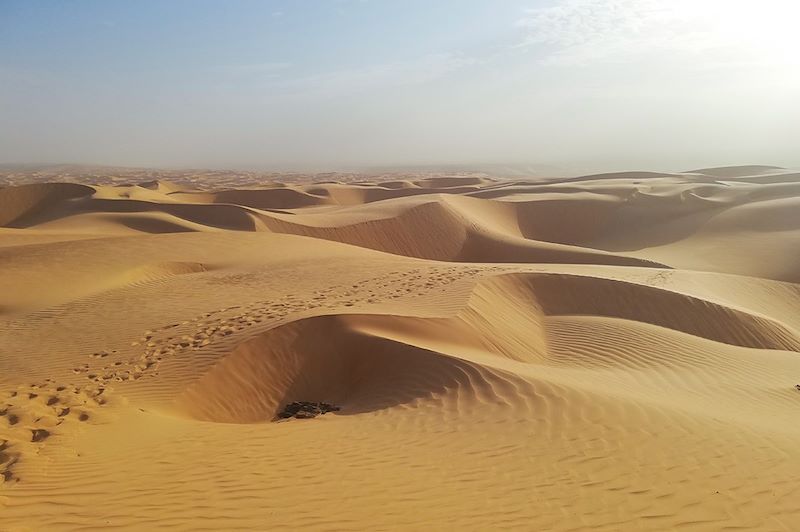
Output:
[{"left": 1, "top": 165, "right": 799, "bottom": 530}]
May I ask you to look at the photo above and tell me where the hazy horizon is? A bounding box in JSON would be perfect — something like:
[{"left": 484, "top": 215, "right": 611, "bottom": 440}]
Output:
[{"left": 2, "top": 0, "right": 799, "bottom": 174}]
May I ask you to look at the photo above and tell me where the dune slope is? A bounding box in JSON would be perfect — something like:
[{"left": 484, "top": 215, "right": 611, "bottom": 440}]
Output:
[{"left": 2, "top": 167, "right": 800, "bottom": 531}]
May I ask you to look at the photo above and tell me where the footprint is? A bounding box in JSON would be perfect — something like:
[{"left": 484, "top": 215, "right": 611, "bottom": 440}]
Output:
[
  {"left": 30, "top": 429, "right": 50, "bottom": 443},
  {"left": 1, "top": 446, "right": 19, "bottom": 484}
]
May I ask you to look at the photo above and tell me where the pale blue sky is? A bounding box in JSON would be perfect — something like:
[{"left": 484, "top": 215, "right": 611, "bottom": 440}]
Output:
[{"left": 2, "top": 0, "right": 799, "bottom": 173}]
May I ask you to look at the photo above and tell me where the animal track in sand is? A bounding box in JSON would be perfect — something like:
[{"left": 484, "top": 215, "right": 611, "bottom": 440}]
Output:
[
  {"left": 1, "top": 263, "right": 493, "bottom": 487},
  {"left": 1, "top": 379, "right": 97, "bottom": 485},
  {"left": 0, "top": 438, "right": 20, "bottom": 483},
  {"left": 95, "top": 264, "right": 486, "bottom": 389}
]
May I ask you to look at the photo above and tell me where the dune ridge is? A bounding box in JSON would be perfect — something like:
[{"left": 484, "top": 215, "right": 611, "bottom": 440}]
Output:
[{"left": 2, "top": 166, "right": 800, "bottom": 530}]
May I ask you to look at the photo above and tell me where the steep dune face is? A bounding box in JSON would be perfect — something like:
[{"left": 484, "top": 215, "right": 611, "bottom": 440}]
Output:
[
  {"left": 173, "top": 187, "right": 334, "bottom": 210},
  {"left": 261, "top": 199, "right": 471, "bottom": 260},
  {"left": 175, "top": 315, "right": 534, "bottom": 423},
  {"left": 256, "top": 194, "right": 667, "bottom": 267},
  {"left": 175, "top": 274, "right": 551, "bottom": 423},
  {"left": 0, "top": 183, "right": 94, "bottom": 226},
  {"left": 174, "top": 269, "right": 800, "bottom": 428},
  {"left": 11, "top": 196, "right": 261, "bottom": 232},
  {"left": 3, "top": 167, "right": 800, "bottom": 530},
  {"left": 516, "top": 273, "right": 800, "bottom": 351}
]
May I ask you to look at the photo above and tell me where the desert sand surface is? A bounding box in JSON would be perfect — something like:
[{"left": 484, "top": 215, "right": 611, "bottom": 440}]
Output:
[{"left": 1, "top": 165, "right": 800, "bottom": 531}]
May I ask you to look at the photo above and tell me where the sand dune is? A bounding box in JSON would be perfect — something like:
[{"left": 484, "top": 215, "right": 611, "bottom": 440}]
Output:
[
  {"left": 2, "top": 166, "right": 800, "bottom": 530},
  {"left": 687, "top": 164, "right": 787, "bottom": 178},
  {"left": 0, "top": 183, "right": 95, "bottom": 226}
]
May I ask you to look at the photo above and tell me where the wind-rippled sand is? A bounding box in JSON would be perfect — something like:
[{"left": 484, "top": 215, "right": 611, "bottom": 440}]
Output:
[{"left": 1, "top": 165, "right": 799, "bottom": 530}]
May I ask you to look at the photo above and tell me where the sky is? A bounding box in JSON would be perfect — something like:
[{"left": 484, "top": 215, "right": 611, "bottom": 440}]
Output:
[{"left": 1, "top": 0, "right": 799, "bottom": 174}]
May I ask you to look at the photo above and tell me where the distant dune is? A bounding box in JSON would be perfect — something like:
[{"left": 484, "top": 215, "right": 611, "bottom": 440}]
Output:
[
  {"left": 687, "top": 164, "right": 787, "bottom": 177},
  {"left": 2, "top": 165, "right": 800, "bottom": 530}
]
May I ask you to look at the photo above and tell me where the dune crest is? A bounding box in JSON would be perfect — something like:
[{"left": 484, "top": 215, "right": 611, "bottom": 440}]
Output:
[{"left": 2, "top": 167, "right": 800, "bottom": 530}]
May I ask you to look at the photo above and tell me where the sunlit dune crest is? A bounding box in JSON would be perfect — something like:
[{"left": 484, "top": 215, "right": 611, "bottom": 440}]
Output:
[{"left": 2, "top": 166, "right": 800, "bottom": 530}]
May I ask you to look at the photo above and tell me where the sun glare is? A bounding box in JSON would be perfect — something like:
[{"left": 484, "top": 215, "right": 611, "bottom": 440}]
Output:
[{"left": 672, "top": 0, "right": 800, "bottom": 69}]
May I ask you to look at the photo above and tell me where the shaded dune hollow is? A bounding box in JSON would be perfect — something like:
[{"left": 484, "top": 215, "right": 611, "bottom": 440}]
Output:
[
  {"left": 174, "top": 316, "right": 537, "bottom": 423},
  {"left": 174, "top": 272, "right": 800, "bottom": 424}
]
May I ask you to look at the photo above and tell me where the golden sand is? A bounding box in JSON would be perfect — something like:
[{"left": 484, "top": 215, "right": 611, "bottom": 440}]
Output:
[{"left": 1, "top": 166, "right": 800, "bottom": 530}]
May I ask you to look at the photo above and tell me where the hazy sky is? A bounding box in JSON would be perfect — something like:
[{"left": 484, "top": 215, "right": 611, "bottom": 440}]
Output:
[{"left": 2, "top": 0, "right": 799, "bottom": 174}]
